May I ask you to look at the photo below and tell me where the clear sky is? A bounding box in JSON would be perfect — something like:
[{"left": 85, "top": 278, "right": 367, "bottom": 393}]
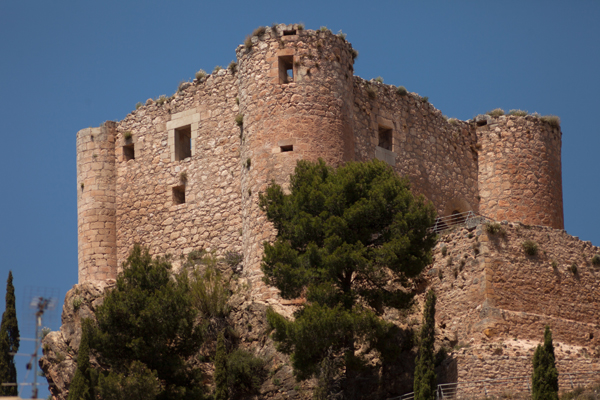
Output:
[{"left": 1, "top": 1, "right": 599, "bottom": 397}]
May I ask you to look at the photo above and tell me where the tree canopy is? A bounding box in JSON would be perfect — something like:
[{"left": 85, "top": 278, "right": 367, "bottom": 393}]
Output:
[
  {"left": 260, "top": 159, "right": 437, "bottom": 389},
  {"left": 0, "top": 271, "right": 20, "bottom": 396},
  {"left": 414, "top": 290, "right": 437, "bottom": 400},
  {"left": 91, "top": 244, "right": 205, "bottom": 400},
  {"left": 532, "top": 326, "right": 559, "bottom": 400}
]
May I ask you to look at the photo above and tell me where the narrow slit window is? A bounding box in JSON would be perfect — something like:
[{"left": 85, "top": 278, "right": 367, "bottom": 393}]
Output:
[
  {"left": 174, "top": 125, "right": 192, "bottom": 161},
  {"left": 278, "top": 55, "right": 294, "bottom": 84},
  {"left": 123, "top": 144, "right": 135, "bottom": 161},
  {"left": 378, "top": 126, "right": 393, "bottom": 151},
  {"left": 283, "top": 29, "right": 297, "bottom": 36},
  {"left": 280, "top": 145, "right": 293, "bottom": 152},
  {"left": 172, "top": 185, "right": 185, "bottom": 205}
]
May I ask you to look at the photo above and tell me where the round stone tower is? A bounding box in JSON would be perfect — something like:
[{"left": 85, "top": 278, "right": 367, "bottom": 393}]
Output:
[
  {"left": 235, "top": 24, "right": 357, "bottom": 299},
  {"left": 76, "top": 122, "right": 118, "bottom": 283},
  {"left": 476, "top": 115, "right": 563, "bottom": 229}
]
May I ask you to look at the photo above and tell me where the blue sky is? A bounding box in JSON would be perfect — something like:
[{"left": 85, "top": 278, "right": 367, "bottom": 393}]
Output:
[{"left": 1, "top": 1, "right": 599, "bottom": 397}]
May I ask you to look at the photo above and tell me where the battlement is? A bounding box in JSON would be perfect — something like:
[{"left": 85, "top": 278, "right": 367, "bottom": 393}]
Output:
[{"left": 76, "top": 24, "right": 564, "bottom": 289}]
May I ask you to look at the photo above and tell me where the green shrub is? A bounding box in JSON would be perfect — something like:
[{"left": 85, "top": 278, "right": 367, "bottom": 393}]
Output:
[
  {"left": 522, "top": 240, "right": 538, "bottom": 256},
  {"left": 485, "top": 221, "right": 506, "bottom": 236},
  {"left": 336, "top": 30, "right": 346, "bottom": 39},
  {"left": 189, "top": 265, "right": 230, "bottom": 319},
  {"left": 374, "top": 76, "right": 384, "bottom": 83},
  {"left": 235, "top": 114, "right": 244, "bottom": 127},
  {"left": 227, "top": 349, "right": 265, "bottom": 396},
  {"left": 244, "top": 36, "right": 253, "bottom": 49},
  {"left": 246, "top": 158, "right": 251, "bottom": 169},
  {"left": 156, "top": 95, "right": 167, "bottom": 105},
  {"left": 319, "top": 26, "right": 328, "bottom": 32},
  {"left": 72, "top": 297, "right": 82, "bottom": 311},
  {"left": 441, "top": 246, "right": 448, "bottom": 257},
  {"left": 123, "top": 131, "right": 132, "bottom": 141},
  {"left": 509, "top": 109, "right": 528, "bottom": 116},
  {"left": 421, "top": 96, "right": 429, "bottom": 103},
  {"left": 195, "top": 69, "right": 207, "bottom": 80},
  {"left": 135, "top": 102, "right": 142, "bottom": 110},
  {"left": 570, "top": 263, "right": 578, "bottom": 275},
  {"left": 224, "top": 251, "right": 243, "bottom": 269},
  {"left": 396, "top": 86, "right": 408, "bottom": 96},
  {"left": 228, "top": 61, "right": 237, "bottom": 73},
  {"left": 350, "top": 48, "right": 358, "bottom": 60},
  {"left": 540, "top": 115, "right": 560, "bottom": 128},
  {"left": 591, "top": 254, "right": 600, "bottom": 266},
  {"left": 213, "top": 65, "right": 222, "bottom": 74},
  {"left": 487, "top": 108, "right": 505, "bottom": 117},
  {"left": 180, "top": 171, "right": 188, "bottom": 183},
  {"left": 551, "top": 260, "right": 558, "bottom": 269},
  {"left": 448, "top": 118, "right": 458, "bottom": 126}
]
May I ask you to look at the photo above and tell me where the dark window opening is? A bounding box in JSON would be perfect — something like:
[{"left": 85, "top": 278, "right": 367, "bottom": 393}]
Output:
[
  {"left": 280, "top": 145, "right": 293, "bottom": 152},
  {"left": 173, "top": 185, "right": 186, "bottom": 205},
  {"left": 283, "top": 29, "right": 297, "bottom": 36},
  {"left": 378, "top": 126, "right": 393, "bottom": 151},
  {"left": 123, "top": 144, "right": 135, "bottom": 161},
  {"left": 477, "top": 119, "right": 488, "bottom": 127},
  {"left": 175, "top": 125, "right": 192, "bottom": 161},
  {"left": 278, "top": 56, "right": 294, "bottom": 84}
]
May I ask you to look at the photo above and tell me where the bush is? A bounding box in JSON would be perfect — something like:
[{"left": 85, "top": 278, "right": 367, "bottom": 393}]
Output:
[
  {"left": 374, "top": 76, "right": 384, "bottom": 83},
  {"left": 228, "top": 61, "right": 237, "bottom": 73},
  {"left": 509, "top": 109, "right": 528, "bottom": 116},
  {"left": 421, "top": 96, "right": 429, "bottom": 103},
  {"left": 189, "top": 265, "right": 231, "bottom": 319},
  {"left": 570, "top": 263, "right": 578, "bottom": 275},
  {"left": 135, "top": 102, "right": 142, "bottom": 110},
  {"left": 441, "top": 246, "right": 448, "bottom": 257},
  {"left": 396, "top": 86, "right": 408, "bottom": 96},
  {"left": 227, "top": 349, "right": 265, "bottom": 397},
  {"left": 224, "top": 251, "right": 243, "bottom": 269},
  {"left": 195, "top": 69, "right": 207, "bottom": 80},
  {"left": 156, "top": 95, "right": 167, "bottom": 105},
  {"left": 213, "top": 65, "right": 222, "bottom": 74},
  {"left": 487, "top": 108, "right": 505, "bottom": 117},
  {"left": 235, "top": 114, "right": 244, "bottom": 127},
  {"left": 522, "top": 240, "right": 538, "bottom": 256},
  {"left": 540, "top": 115, "right": 560, "bottom": 128},
  {"left": 244, "top": 36, "right": 253, "bottom": 49},
  {"left": 485, "top": 221, "right": 506, "bottom": 236},
  {"left": 366, "top": 86, "right": 376, "bottom": 99},
  {"left": 252, "top": 26, "right": 266, "bottom": 37},
  {"left": 592, "top": 254, "right": 600, "bottom": 266},
  {"left": 350, "top": 48, "right": 358, "bottom": 60}
]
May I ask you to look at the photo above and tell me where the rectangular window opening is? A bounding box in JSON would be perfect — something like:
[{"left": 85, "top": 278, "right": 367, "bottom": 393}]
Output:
[
  {"left": 283, "top": 30, "right": 297, "bottom": 36},
  {"left": 278, "top": 55, "right": 294, "bottom": 84},
  {"left": 123, "top": 144, "right": 135, "bottom": 161},
  {"left": 172, "top": 185, "right": 186, "bottom": 205},
  {"left": 378, "top": 126, "right": 393, "bottom": 151},
  {"left": 280, "top": 145, "right": 293, "bottom": 152},
  {"left": 174, "top": 125, "right": 192, "bottom": 161}
]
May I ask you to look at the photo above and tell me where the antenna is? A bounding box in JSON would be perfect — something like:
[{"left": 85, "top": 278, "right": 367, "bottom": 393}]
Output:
[{"left": 19, "top": 286, "right": 60, "bottom": 399}]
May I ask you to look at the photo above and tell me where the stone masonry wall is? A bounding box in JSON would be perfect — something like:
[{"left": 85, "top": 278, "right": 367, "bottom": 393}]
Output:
[
  {"left": 477, "top": 115, "right": 564, "bottom": 229},
  {"left": 76, "top": 123, "right": 117, "bottom": 282},
  {"left": 352, "top": 81, "right": 479, "bottom": 218},
  {"left": 113, "top": 71, "right": 242, "bottom": 269},
  {"left": 235, "top": 24, "right": 356, "bottom": 302},
  {"left": 426, "top": 223, "right": 600, "bottom": 391}
]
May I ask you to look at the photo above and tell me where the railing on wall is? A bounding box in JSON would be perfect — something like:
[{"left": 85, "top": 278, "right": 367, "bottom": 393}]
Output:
[
  {"left": 430, "top": 211, "right": 492, "bottom": 235},
  {"left": 389, "top": 371, "right": 600, "bottom": 400}
]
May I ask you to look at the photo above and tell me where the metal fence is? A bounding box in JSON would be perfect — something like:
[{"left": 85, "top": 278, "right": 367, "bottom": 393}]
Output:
[
  {"left": 430, "top": 211, "right": 492, "bottom": 235},
  {"left": 389, "top": 371, "right": 600, "bottom": 400}
]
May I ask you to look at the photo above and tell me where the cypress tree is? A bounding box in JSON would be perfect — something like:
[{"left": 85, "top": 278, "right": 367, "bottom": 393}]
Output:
[
  {"left": 67, "top": 319, "right": 93, "bottom": 400},
  {"left": 0, "top": 271, "right": 20, "bottom": 396},
  {"left": 532, "top": 326, "right": 559, "bottom": 400},
  {"left": 214, "top": 332, "right": 228, "bottom": 400},
  {"left": 414, "top": 290, "right": 436, "bottom": 400}
]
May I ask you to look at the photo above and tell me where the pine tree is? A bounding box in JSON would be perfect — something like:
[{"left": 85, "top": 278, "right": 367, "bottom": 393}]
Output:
[
  {"left": 214, "top": 332, "right": 228, "bottom": 400},
  {"left": 532, "top": 326, "right": 559, "bottom": 400},
  {"left": 414, "top": 290, "right": 436, "bottom": 400},
  {"left": 0, "top": 271, "right": 20, "bottom": 396},
  {"left": 67, "top": 319, "right": 93, "bottom": 400}
]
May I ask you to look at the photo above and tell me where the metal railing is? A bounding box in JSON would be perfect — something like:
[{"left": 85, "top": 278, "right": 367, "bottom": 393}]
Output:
[
  {"left": 430, "top": 211, "right": 492, "bottom": 234},
  {"left": 389, "top": 371, "right": 600, "bottom": 400}
]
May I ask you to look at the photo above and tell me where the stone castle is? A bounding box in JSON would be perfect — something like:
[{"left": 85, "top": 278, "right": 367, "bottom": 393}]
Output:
[
  {"left": 77, "top": 23, "right": 563, "bottom": 287},
  {"left": 66, "top": 23, "right": 600, "bottom": 397}
]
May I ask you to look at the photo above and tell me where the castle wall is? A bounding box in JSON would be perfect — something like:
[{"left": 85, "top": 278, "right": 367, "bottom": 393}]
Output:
[
  {"left": 113, "top": 72, "right": 242, "bottom": 269},
  {"left": 477, "top": 115, "right": 564, "bottom": 229},
  {"left": 351, "top": 81, "right": 480, "bottom": 217},
  {"left": 235, "top": 25, "right": 356, "bottom": 300},
  {"left": 76, "top": 122, "right": 118, "bottom": 282},
  {"left": 427, "top": 223, "right": 600, "bottom": 388}
]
